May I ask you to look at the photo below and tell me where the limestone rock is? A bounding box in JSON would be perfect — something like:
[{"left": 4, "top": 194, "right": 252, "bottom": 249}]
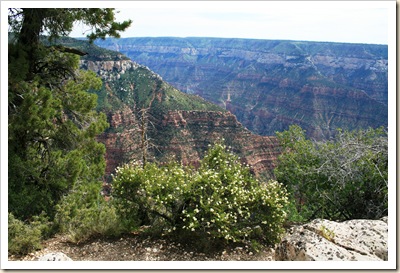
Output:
[
  {"left": 38, "top": 252, "right": 73, "bottom": 261},
  {"left": 275, "top": 218, "right": 388, "bottom": 261}
]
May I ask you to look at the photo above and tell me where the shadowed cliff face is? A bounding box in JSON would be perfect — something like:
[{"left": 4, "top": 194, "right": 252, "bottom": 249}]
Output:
[
  {"left": 80, "top": 57, "right": 280, "bottom": 179},
  {"left": 95, "top": 37, "right": 388, "bottom": 140}
]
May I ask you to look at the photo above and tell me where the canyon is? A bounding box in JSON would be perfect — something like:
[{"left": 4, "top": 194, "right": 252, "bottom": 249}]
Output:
[
  {"left": 71, "top": 40, "right": 281, "bottom": 179},
  {"left": 95, "top": 37, "right": 388, "bottom": 139}
]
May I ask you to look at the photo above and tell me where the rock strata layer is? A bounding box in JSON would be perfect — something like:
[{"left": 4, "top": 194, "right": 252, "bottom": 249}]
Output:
[
  {"left": 80, "top": 55, "right": 280, "bottom": 179},
  {"left": 95, "top": 37, "right": 388, "bottom": 140}
]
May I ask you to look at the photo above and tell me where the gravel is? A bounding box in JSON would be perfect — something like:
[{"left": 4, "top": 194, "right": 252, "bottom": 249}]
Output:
[{"left": 8, "top": 233, "right": 275, "bottom": 261}]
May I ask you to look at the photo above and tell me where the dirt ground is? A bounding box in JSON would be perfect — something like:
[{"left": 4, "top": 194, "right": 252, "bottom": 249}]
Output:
[{"left": 8, "top": 232, "right": 276, "bottom": 262}]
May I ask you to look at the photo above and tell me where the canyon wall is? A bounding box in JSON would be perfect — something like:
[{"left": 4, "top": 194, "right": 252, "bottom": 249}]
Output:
[
  {"left": 95, "top": 37, "right": 388, "bottom": 139},
  {"left": 80, "top": 56, "right": 280, "bottom": 179}
]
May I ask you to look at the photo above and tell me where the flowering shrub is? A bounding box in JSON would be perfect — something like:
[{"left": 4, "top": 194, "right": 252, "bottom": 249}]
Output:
[
  {"left": 183, "top": 143, "right": 289, "bottom": 245},
  {"left": 112, "top": 143, "right": 289, "bottom": 245},
  {"left": 112, "top": 162, "right": 193, "bottom": 231}
]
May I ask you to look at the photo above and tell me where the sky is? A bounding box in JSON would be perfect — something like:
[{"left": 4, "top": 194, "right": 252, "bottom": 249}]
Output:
[{"left": 70, "top": 1, "right": 392, "bottom": 45}]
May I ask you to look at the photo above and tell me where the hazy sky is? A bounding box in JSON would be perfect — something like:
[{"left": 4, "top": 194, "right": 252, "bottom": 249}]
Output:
[{"left": 70, "top": 1, "right": 392, "bottom": 45}]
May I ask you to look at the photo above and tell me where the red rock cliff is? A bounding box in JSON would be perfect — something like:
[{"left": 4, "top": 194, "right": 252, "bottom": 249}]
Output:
[{"left": 100, "top": 109, "right": 280, "bottom": 179}]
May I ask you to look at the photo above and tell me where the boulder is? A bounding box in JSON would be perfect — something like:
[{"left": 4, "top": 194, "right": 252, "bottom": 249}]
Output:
[
  {"left": 275, "top": 217, "right": 388, "bottom": 261},
  {"left": 38, "top": 252, "right": 73, "bottom": 261}
]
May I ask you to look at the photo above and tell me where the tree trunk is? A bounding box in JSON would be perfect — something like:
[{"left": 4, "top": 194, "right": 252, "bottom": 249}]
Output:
[{"left": 19, "top": 8, "right": 46, "bottom": 79}]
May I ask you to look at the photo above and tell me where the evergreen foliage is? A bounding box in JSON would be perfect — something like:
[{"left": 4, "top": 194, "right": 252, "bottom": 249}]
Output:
[
  {"left": 8, "top": 212, "right": 53, "bottom": 255},
  {"left": 8, "top": 8, "right": 130, "bottom": 220},
  {"left": 8, "top": 53, "right": 109, "bottom": 219},
  {"left": 274, "top": 125, "right": 388, "bottom": 221},
  {"left": 55, "top": 180, "right": 124, "bottom": 243}
]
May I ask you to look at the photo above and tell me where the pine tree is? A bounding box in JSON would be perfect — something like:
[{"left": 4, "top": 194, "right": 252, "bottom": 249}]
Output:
[{"left": 8, "top": 8, "right": 132, "bottom": 220}]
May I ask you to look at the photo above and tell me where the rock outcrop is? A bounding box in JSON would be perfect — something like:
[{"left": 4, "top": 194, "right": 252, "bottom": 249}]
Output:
[
  {"left": 275, "top": 217, "right": 388, "bottom": 261},
  {"left": 38, "top": 252, "right": 73, "bottom": 261},
  {"left": 80, "top": 59, "right": 139, "bottom": 81},
  {"left": 95, "top": 37, "right": 388, "bottom": 140}
]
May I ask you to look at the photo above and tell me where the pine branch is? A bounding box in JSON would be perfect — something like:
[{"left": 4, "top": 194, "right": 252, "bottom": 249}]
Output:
[{"left": 52, "top": 45, "right": 88, "bottom": 56}]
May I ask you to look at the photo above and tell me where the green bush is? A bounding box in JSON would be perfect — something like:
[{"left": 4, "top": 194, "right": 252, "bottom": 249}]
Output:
[
  {"left": 8, "top": 212, "right": 52, "bottom": 255},
  {"left": 112, "top": 161, "right": 195, "bottom": 231},
  {"left": 112, "top": 142, "right": 289, "bottom": 246},
  {"left": 55, "top": 180, "right": 124, "bottom": 243},
  {"left": 275, "top": 125, "right": 388, "bottom": 221}
]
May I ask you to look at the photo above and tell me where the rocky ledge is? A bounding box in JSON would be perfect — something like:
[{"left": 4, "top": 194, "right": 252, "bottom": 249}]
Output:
[
  {"left": 275, "top": 217, "right": 388, "bottom": 261},
  {"left": 33, "top": 218, "right": 388, "bottom": 262}
]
